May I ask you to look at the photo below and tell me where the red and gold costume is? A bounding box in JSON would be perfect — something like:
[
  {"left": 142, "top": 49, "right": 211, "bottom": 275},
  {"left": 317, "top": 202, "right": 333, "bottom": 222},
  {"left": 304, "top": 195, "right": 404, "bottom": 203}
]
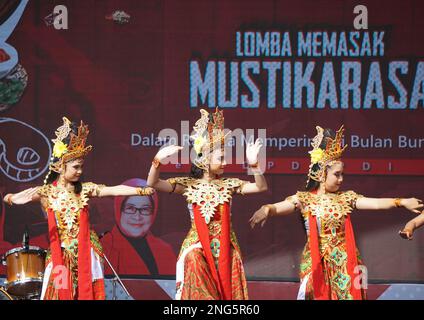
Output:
[
  {"left": 37, "top": 117, "right": 105, "bottom": 300},
  {"left": 296, "top": 125, "right": 366, "bottom": 300},
  {"left": 168, "top": 176, "right": 249, "bottom": 300},
  {"left": 37, "top": 182, "right": 106, "bottom": 300},
  {"left": 168, "top": 108, "right": 249, "bottom": 300},
  {"left": 293, "top": 191, "right": 367, "bottom": 300}
]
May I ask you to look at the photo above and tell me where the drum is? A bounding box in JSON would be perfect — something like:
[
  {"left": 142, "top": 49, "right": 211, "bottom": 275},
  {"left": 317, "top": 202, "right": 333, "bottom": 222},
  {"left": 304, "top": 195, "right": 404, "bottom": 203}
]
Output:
[
  {"left": 0, "top": 287, "right": 13, "bottom": 300},
  {"left": 2, "top": 246, "right": 46, "bottom": 297}
]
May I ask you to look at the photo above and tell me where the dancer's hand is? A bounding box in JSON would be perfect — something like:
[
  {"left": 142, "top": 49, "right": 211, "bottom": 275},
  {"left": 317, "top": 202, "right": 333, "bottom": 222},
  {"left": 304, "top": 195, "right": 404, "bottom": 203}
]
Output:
[
  {"left": 155, "top": 145, "right": 183, "bottom": 162},
  {"left": 249, "top": 206, "right": 270, "bottom": 229},
  {"left": 8, "top": 187, "right": 39, "bottom": 205},
  {"left": 399, "top": 228, "right": 413, "bottom": 240},
  {"left": 142, "top": 187, "right": 155, "bottom": 196},
  {"left": 402, "top": 198, "right": 423, "bottom": 214},
  {"left": 246, "top": 139, "right": 263, "bottom": 166}
]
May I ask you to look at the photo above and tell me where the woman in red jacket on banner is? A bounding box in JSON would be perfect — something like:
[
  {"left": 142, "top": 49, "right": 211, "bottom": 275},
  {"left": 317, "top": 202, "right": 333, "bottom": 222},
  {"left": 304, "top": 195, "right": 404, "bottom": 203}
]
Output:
[
  {"left": 249, "top": 125, "right": 423, "bottom": 300},
  {"left": 101, "top": 178, "right": 176, "bottom": 276},
  {"left": 2, "top": 117, "right": 153, "bottom": 300},
  {"left": 147, "top": 108, "right": 268, "bottom": 300}
]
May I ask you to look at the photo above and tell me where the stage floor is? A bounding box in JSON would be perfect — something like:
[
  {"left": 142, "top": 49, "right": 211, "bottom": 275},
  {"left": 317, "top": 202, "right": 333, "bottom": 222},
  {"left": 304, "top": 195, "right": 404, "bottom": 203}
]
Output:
[
  {"left": 102, "top": 279, "right": 424, "bottom": 300},
  {"left": 1, "top": 277, "right": 422, "bottom": 300}
]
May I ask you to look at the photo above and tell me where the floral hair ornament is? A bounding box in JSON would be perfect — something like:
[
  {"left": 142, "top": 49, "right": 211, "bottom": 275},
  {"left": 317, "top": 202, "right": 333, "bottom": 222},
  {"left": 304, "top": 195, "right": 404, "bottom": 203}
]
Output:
[
  {"left": 190, "top": 107, "right": 231, "bottom": 171},
  {"left": 306, "top": 125, "right": 347, "bottom": 185}
]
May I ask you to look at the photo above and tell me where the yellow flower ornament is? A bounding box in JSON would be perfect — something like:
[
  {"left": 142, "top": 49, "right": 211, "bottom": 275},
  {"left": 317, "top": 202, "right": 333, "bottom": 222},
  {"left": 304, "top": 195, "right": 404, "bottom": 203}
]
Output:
[
  {"left": 53, "top": 141, "right": 68, "bottom": 158},
  {"left": 194, "top": 136, "right": 207, "bottom": 155},
  {"left": 309, "top": 148, "right": 324, "bottom": 164}
]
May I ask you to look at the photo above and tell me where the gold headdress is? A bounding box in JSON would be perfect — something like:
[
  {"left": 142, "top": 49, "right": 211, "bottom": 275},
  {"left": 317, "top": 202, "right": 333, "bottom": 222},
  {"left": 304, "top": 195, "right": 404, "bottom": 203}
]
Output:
[
  {"left": 307, "top": 125, "right": 347, "bottom": 184},
  {"left": 48, "top": 117, "right": 93, "bottom": 173},
  {"left": 191, "top": 107, "right": 230, "bottom": 171}
]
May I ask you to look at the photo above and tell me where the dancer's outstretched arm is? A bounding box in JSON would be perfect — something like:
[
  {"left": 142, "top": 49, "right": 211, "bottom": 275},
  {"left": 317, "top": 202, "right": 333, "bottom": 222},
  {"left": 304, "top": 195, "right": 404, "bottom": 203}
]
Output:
[
  {"left": 98, "top": 185, "right": 154, "bottom": 197},
  {"left": 355, "top": 197, "right": 423, "bottom": 240},
  {"left": 249, "top": 195, "right": 299, "bottom": 228},
  {"left": 3, "top": 187, "right": 41, "bottom": 205},
  {"left": 147, "top": 145, "right": 185, "bottom": 194},
  {"left": 399, "top": 212, "right": 424, "bottom": 240},
  {"left": 355, "top": 197, "right": 423, "bottom": 213}
]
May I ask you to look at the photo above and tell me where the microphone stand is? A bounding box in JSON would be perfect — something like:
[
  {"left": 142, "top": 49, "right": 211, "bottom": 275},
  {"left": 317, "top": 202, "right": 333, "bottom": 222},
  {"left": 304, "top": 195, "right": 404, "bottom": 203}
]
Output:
[
  {"left": 22, "top": 226, "right": 29, "bottom": 252},
  {"left": 102, "top": 253, "right": 132, "bottom": 300},
  {"left": 99, "top": 232, "right": 132, "bottom": 300}
]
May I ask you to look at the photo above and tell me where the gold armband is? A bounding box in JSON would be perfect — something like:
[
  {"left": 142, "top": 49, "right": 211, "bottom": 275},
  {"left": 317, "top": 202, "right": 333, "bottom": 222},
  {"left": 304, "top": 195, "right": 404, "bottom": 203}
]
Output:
[
  {"left": 248, "top": 161, "right": 259, "bottom": 168},
  {"left": 394, "top": 198, "right": 402, "bottom": 208},
  {"left": 136, "top": 187, "right": 150, "bottom": 196}
]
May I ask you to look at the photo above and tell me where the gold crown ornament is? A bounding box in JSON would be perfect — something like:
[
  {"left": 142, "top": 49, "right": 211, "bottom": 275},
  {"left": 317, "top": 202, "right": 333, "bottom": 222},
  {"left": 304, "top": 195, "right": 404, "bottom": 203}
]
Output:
[
  {"left": 307, "top": 125, "right": 347, "bottom": 184},
  {"left": 190, "top": 107, "right": 230, "bottom": 171},
  {"left": 48, "top": 117, "right": 93, "bottom": 174}
]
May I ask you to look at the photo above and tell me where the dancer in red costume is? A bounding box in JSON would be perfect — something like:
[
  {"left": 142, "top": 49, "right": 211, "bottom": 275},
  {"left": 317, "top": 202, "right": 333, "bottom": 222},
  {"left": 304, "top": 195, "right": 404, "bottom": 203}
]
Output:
[
  {"left": 101, "top": 178, "right": 176, "bottom": 276},
  {"left": 147, "top": 108, "right": 268, "bottom": 300},
  {"left": 249, "top": 125, "right": 423, "bottom": 300},
  {"left": 3, "top": 117, "right": 154, "bottom": 300}
]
